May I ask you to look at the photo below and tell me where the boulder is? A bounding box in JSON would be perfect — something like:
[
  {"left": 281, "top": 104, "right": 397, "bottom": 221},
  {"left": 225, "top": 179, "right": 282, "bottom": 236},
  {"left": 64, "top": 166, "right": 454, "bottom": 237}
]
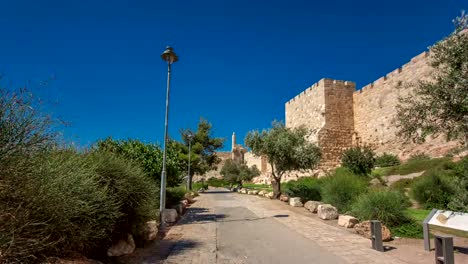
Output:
[
  {"left": 248, "top": 190, "right": 255, "bottom": 195},
  {"left": 251, "top": 190, "right": 259, "bottom": 195},
  {"left": 266, "top": 192, "right": 274, "bottom": 199},
  {"left": 240, "top": 188, "right": 248, "bottom": 194},
  {"left": 172, "top": 203, "right": 184, "bottom": 215},
  {"left": 304, "top": 201, "right": 323, "bottom": 213},
  {"left": 354, "top": 221, "right": 392, "bottom": 241},
  {"left": 289, "top": 197, "right": 303, "bottom": 207},
  {"left": 107, "top": 234, "right": 136, "bottom": 257},
  {"left": 279, "top": 194, "right": 289, "bottom": 202},
  {"left": 181, "top": 199, "right": 189, "bottom": 208},
  {"left": 198, "top": 188, "right": 205, "bottom": 193},
  {"left": 369, "top": 178, "right": 383, "bottom": 187},
  {"left": 258, "top": 190, "right": 267, "bottom": 196},
  {"left": 232, "top": 187, "right": 238, "bottom": 192},
  {"left": 317, "top": 204, "right": 339, "bottom": 220},
  {"left": 338, "top": 215, "right": 359, "bottom": 228},
  {"left": 184, "top": 193, "right": 195, "bottom": 203},
  {"left": 138, "top": 220, "right": 158, "bottom": 241},
  {"left": 162, "top": 209, "right": 178, "bottom": 223}
]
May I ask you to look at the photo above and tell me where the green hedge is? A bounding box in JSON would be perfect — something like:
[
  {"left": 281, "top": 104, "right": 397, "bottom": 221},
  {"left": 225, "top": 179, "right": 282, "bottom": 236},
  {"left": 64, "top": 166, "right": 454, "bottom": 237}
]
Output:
[
  {"left": 321, "top": 169, "right": 368, "bottom": 213},
  {"left": 283, "top": 177, "right": 322, "bottom": 202},
  {"left": 375, "top": 153, "right": 401, "bottom": 167},
  {"left": 410, "top": 171, "right": 455, "bottom": 209}
]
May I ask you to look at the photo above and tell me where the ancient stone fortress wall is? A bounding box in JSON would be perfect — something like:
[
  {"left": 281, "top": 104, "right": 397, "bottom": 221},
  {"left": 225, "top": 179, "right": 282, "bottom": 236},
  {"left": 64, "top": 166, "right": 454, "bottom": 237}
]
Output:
[
  {"left": 285, "top": 50, "right": 459, "bottom": 170},
  {"left": 353, "top": 51, "right": 459, "bottom": 159}
]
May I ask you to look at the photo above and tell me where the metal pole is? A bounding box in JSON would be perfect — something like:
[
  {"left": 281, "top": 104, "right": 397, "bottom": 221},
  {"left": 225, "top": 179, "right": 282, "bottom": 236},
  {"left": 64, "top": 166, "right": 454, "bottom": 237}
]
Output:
[
  {"left": 160, "top": 61, "right": 171, "bottom": 213},
  {"left": 187, "top": 139, "right": 192, "bottom": 190}
]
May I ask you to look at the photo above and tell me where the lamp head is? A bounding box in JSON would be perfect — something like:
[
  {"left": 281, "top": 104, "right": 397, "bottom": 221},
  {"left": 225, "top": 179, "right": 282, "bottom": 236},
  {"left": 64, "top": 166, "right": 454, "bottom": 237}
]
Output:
[{"left": 161, "top": 46, "right": 178, "bottom": 64}]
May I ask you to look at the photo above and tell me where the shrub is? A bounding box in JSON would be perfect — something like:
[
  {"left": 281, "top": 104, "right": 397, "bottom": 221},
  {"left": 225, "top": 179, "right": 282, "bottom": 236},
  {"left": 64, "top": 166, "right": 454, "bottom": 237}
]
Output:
[
  {"left": 192, "top": 181, "right": 208, "bottom": 190},
  {"left": 351, "top": 191, "right": 411, "bottom": 226},
  {"left": 0, "top": 150, "right": 121, "bottom": 262},
  {"left": 321, "top": 169, "right": 368, "bottom": 213},
  {"left": 166, "top": 187, "right": 187, "bottom": 208},
  {"left": 408, "top": 153, "right": 431, "bottom": 161},
  {"left": 206, "top": 177, "right": 228, "bottom": 187},
  {"left": 341, "top": 146, "right": 375, "bottom": 176},
  {"left": 283, "top": 177, "right": 322, "bottom": 202},
  {"left": 375, "top": 153, "right": 401, "bottom": 167},
  {"left": 410, "top": 172, "right": 455, "bottom": 209},
  {"left": 389, "top": 178, "right": 415, "bottom": 193},
  {"left": 447, "top": 157, "right": 468, "bottom": 212},
  {"left": 391, "top": 221, "right": 424, "bottom": 239},
  {"left": 375, "top": 157, "right": 454, "bottom": 176}
]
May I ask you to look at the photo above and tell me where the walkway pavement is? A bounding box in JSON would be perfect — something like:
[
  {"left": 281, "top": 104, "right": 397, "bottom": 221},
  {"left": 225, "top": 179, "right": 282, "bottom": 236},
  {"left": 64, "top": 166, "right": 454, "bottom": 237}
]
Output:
[{"left": 162, "top": 189, "right": 407, "bottom": 264}]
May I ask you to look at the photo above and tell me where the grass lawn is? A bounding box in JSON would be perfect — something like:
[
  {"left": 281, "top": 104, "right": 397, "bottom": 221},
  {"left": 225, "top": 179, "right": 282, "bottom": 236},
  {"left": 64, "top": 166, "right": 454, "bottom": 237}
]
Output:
[
  {"left": 405, "top": 208, "right": 431, "bottom": 222},
  {"left": 242, "top": 183, "right": 273, "bottom": 192},
  {"left": 372, "top": 157, "right": 453, "bottom": 177}
]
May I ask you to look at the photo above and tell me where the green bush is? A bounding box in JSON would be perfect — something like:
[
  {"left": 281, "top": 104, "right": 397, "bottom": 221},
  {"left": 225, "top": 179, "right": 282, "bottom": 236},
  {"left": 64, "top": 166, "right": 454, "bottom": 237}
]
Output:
[
  {"left": 408, "top": 153, "right": 431, "bottom": 161},
  {"left": 410, "top": 171, "right": 455, "bottom": 209},
  {"left": 375, "top": 153, "right": 401, "bottom": 167},
  {"left": 351, "top": 190, "right": 411, "bottom": 226},
  {"left": 375, "top": 157, "right": 454, "bottom": 176},
  {"left": 391, "top": 221, "right": 424, "bottom": 238},
  {"left": 283, "top": 177, "right": 322, "bottom": 202},
  {"left": 389, "top": 178, "right": 415, "bottom": 193},
  {"left": 206, "top": 177, "right": 228, "bottom": 187},
  {"left": 447, "top": 157, "right": 468, "bottom": 212},
  {"left": 166, "top": 187, "right": 187, "bottom": 208},
  {"left": 341, "top": 146, "right": 375, "bottom": 176},
  {"left": 321, "top": 169, "right": 368, "bottom": 213},
  {"left": 192, "top": 181, "right": 208, "bottom": 190}
]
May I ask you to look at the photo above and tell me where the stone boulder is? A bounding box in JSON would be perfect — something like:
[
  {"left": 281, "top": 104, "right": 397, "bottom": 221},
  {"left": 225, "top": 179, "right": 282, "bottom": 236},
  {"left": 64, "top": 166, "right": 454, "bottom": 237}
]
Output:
[
  {"left": 162, "top": 209, "right": 178, "bottom": 223},
  {"left": 198, "top": 188, "right": 205, "bottom": 193},
  {"left": 184, "top": 193, "right": 195, "bottom": 203},
  {"left": 317, "top": 204, "right": 339, "bottom": 220},
  {"left": 240, "top": 188, "right": 248, "bottom": 194},
  {"left": 107, "top": 234, "right": 136, "bottom": 257},
  {"left": 181, "top": 199, "right": 189, "bottom": 208},
  {"left": 338, "top": 215, "right": 359, "bottom": 228},
  {"left": 137, "top": 220, "right": 158, "bottom": 241},
  {"left": 172, "top": 203, "right": 184, "bottom": 215},
  {"left": 304, "top": 201, "right": 323, "bottom": 213},
  {"left": 289, "top": 197, "right": 303, "bottom": 207},
  {"left": 266, "top": 192, "right": 274, "bottom": 199},
  {"left": 279, "top": 194, "right": 289, "bottom": 202},
  {"left": 354, "top": 221, "right": 392, "bottom": 241},
  {"left": 258, "top": 190, "right": 267, "bottom": 196},
  {"left": 251, "top": 190, "right": 259, "bottom": 195}
]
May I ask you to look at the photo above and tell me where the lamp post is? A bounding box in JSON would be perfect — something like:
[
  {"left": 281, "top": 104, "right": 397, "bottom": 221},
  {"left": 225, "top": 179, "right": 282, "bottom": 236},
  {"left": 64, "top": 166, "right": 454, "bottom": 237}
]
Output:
[
  {"left": 160, "top": 46, "right": 178, "bottom": 214},
  {"left": 187, "top": 133, "right": 194, "bottom": 190}
]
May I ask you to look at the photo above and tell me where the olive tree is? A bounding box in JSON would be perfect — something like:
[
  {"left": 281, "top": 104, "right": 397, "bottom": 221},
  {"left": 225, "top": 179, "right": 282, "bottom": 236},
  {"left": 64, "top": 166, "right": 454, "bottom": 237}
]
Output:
[
  {"left": 245, "top": 121, "right": 321, "bottom": 198},
  {"left": 395, "top": 12, "right": 468, "bottom": 146},
  {"left": 220, "top": 159, "right": 260, "bottom": 187}
]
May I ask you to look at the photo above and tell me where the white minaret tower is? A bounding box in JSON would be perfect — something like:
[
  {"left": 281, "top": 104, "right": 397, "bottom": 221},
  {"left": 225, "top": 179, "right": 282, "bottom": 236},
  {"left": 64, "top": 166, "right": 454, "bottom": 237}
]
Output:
[{"left": 231, "top": 132, "right": 236, "bottom": 151}]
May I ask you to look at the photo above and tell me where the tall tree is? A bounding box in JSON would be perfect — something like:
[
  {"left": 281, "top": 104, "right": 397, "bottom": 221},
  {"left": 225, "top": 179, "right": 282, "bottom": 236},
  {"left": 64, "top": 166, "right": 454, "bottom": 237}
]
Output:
[
  {"left": 245, "top": 121, "right": 321, "bottom": 198},
  {"left": 395, "top": 12, "right": 468, "bottom": 146},
  {"left": 220, "top": 159, "right": 260, "bottom": 187},
  {"left": 176, "top": 117, "right": 225, "bottom": 190},
  {"left": 96, "top": 138, "right": 183, "bottom": 187}
]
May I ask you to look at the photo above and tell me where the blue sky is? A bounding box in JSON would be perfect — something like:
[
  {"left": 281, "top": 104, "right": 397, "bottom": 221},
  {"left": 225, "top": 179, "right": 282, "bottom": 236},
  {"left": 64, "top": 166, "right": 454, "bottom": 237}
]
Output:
[{"left": 0, "top": 0, "right": 464, "bottom": 150}]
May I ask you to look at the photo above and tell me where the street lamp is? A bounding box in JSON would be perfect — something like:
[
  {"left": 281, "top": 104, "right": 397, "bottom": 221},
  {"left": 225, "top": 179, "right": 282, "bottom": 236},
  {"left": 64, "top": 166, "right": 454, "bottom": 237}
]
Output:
[
  {"left": 160, "top": 46, "right": 178, "bottom": 214},
  {"left": 186, "top": 133, "right": 194, "bottom": 191}
]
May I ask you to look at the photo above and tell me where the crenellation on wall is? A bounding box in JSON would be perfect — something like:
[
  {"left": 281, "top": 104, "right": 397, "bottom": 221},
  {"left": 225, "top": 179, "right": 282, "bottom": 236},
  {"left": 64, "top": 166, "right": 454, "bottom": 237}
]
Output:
[{"left": 285, "top": 44, "right": 459, "bottom": 172}]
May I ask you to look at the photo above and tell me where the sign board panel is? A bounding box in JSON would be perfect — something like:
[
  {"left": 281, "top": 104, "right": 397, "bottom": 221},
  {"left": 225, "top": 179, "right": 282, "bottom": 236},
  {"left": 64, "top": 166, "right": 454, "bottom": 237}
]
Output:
[{"left": 428, "top": 210, "right": 468, "bottom": 232}]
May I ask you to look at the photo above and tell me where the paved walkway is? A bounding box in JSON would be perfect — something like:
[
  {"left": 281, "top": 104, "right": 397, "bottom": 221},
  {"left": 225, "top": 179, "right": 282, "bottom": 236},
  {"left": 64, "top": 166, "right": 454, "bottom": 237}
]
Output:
[{"left": 162, "top": 190, "right": 407, "bottom": 264}]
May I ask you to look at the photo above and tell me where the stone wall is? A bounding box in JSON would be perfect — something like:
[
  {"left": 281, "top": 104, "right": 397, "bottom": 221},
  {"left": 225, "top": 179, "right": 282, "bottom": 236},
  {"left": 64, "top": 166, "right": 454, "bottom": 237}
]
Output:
[
  {"left": 353, "top": 51, "right": 459, "bottom": 159},
  {"left": 285, "top": 49, "right": 459, "bottom": 170}
]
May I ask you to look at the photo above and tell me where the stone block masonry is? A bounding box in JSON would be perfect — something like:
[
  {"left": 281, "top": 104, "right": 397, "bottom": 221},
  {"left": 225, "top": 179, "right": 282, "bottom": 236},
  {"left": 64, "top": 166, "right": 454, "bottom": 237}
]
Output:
[{"left": 285, "top": 49, "right": 459, "bottom": 170}]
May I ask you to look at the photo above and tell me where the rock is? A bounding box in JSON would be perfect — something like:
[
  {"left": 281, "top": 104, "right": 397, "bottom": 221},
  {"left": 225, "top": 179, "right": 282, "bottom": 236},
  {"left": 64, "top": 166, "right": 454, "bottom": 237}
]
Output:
[
  {"left": 181, "top": 199, "right": 189, "bottom": 208},
  {"left": 317, "top": 204, "right": 339, "bottom": 220},
  {"left": 266, "top": 192, "right": 274, "bottom": 199},
  {"left": 241, "top": 189, "right": 248, "bottom": 194},
  {"left": 184, "top": 193, "right": 195, "bottom": 203},
  {"left": 162, "top": 209, "right": 178, "bottom": 223},
  {"left": 304, "top": 201, "right": 323, "bottom": 213},
  {"left": 370, "top": 178, "right": 383, "bottom": 187},
  {"left": 279, "top": 194, "right": 289, "bottom": 202},
  {"left": 232, "top": 187, "right": 238, "bottom": 192},
  {"left": 107, "top": 234, "right": 136, "bottom": 257},
  {"left": 258, "top": 190, "right": 266, "bottom": 196},
  {"left": 198, "top": 188, "right": 205, "bottom": 193},
  {"left": 289, "top": 197, "right": 303, "bottom": 207},
  {"left": 172, "top": 203, "right": 184, "bottom": 215},
  {"left": 251, "top": 190, "right": 259, "bottom": 195},
  {"left": 248, "top": 190, "right": 255, "bottom": 195},
  {"left": 338, "top": 215, "right": 359, "bottom": 228},
  {"left": 354, "top": 220, "right": 392, "bottom": 241},
  {"left": 138, "top": 220, "right": 158, "bottom": 241}
]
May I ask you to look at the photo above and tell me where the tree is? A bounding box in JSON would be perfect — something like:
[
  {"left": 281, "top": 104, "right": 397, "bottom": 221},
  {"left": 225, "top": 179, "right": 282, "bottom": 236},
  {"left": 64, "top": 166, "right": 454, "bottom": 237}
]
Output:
[
  {"left": 96, "top": 138, "right": 183, "bottom": 187},
  {"left": 395, "top": 12, "right": 468, "bottom": 146},
  {"left": 175, "top": 117, "right": 225, "bottom": 190},
  {"left": 341, "top": 146, "right": 375, "bottom": 176},
  {"left": 220, "top": 159, "right": 260, "bottom": 186},
  {"left": 245, "top": 121, "right": 321, "bottom": 198}
]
